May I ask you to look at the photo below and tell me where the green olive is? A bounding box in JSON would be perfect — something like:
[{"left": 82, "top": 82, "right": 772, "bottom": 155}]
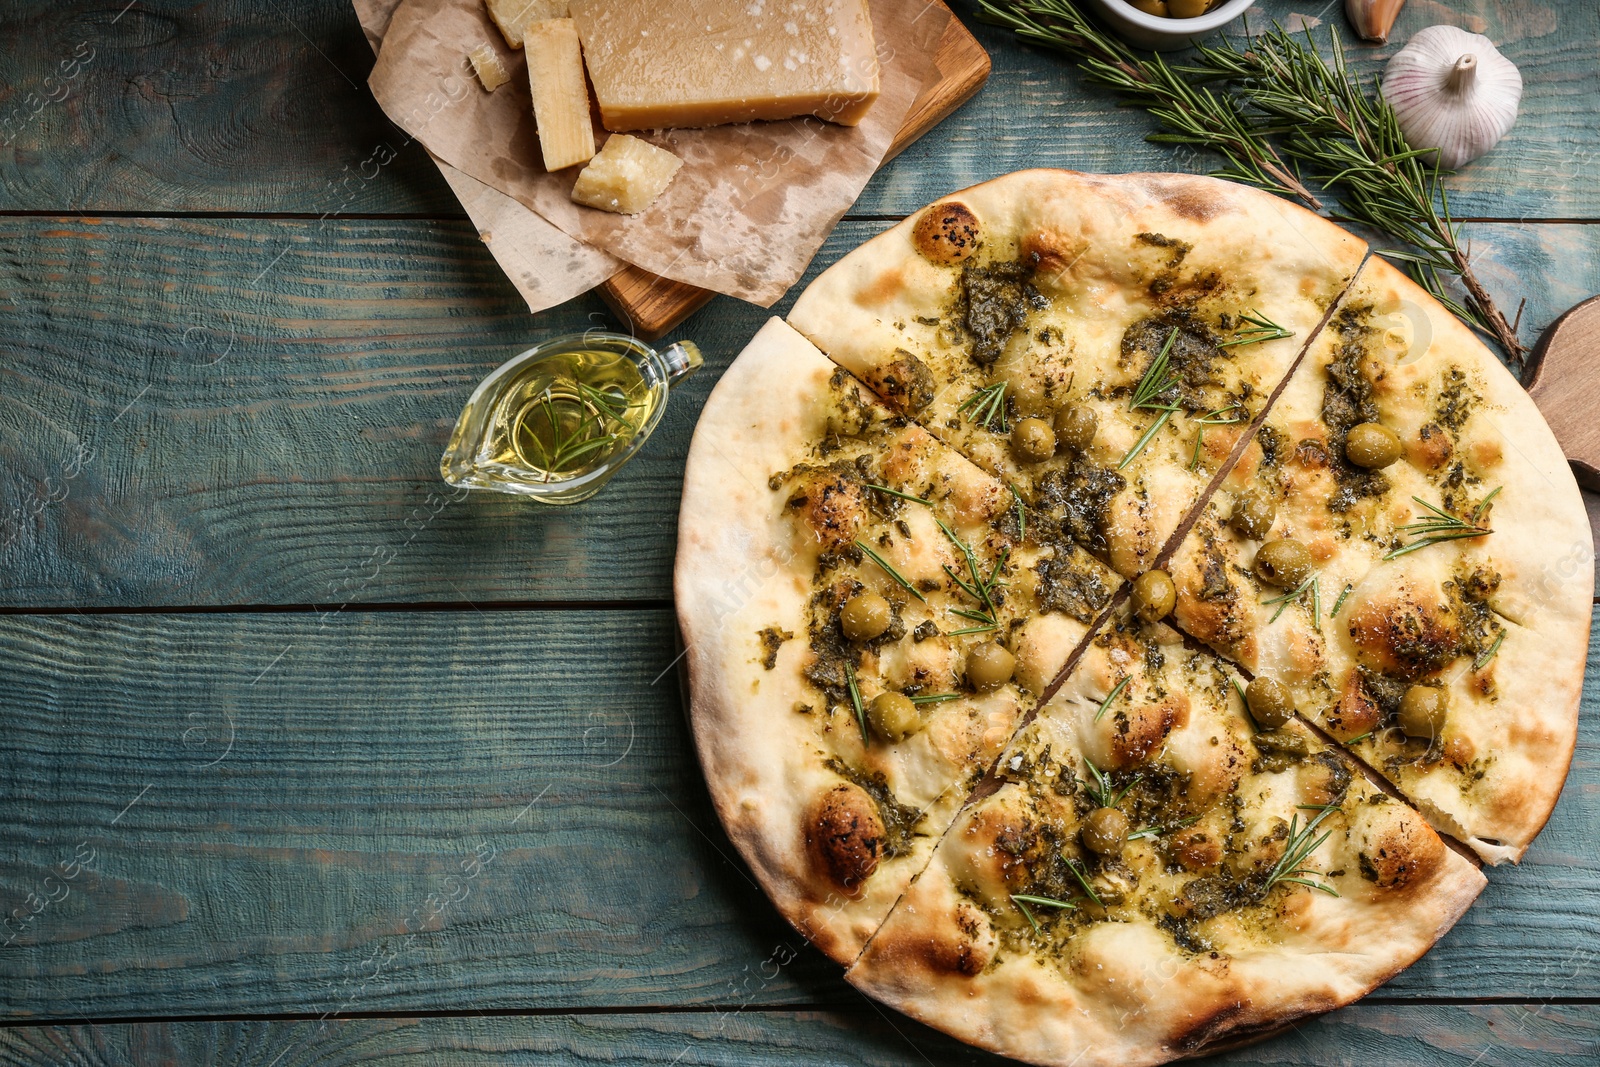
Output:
[
  {"left": 1245, "top": 677, "right": 1296, "bottom": 729},
  {"left": 867, "top": 691, "right": 921, "bottom": 742},
  {"left": 1397, "top": 685, "right": 1449, "bottom": 740},
  {"left": 1131, "top": 569, "right": 1176, "bottom": 623},
  {"left": 1053, "top": 405, "right": 1098, "bottom": 454},
  {"left": 966, "top": 642, "right": 1016, "bottom": 693},
  {"left": 1229, "top": 491, "right": 1277, "bottom": 541},
  {"left": 1081, "top": 807, "right": 1130, "bottom": 856},
  {"left": 1126, "top": 0, "right": 1168, "bottom": 14},
  {"left": 1167, "top": 0, "right": 1212, "bottom": 16},
  {"left": 1011, "top": 417, "right": 1057, "bottom": 463},
  {"left": 1345, "top": 422, "right": 1403, "bottom": 469},
  {"left": 1253, "top": 538, "right": 1314, "bottom": 589},
  {"left": 840, "top": 593, "right": 891, "bottom": 642}
]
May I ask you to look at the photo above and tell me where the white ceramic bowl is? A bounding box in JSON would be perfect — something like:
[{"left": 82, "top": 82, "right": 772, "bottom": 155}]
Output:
[{"left": 1085, "top": 0, "right": 1256, "bottom": 51}]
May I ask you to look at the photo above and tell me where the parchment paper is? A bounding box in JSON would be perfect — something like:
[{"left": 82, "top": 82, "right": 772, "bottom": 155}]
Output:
[
  {"left": 356, "top": 0, "right": 621, "bottom": 314},
  {"left": 366, "top": 0, "right": 946, "bottom": 305}
]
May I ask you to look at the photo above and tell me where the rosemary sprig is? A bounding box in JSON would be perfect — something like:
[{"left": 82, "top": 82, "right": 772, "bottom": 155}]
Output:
[
  {"left": 1119, "top": 328, "right": 1182, "bottom": 470},
  {"left": 521, "top": 385, "right": 632, "bottom": 478},
  {"left": 1187, "top": 27, "right": 1527, "bottom": 364},
  {"left": 959, "top": 382, "right": 1009, "bottom": 432},
  {"left": 1383, "top": 491, "right": 1497, "bottom": 560},
  {"left": 1329, "top": 582, "right": 1354, "bottom": 618},
  {"left": 866, "top": 483, "right": 933, "bottom": 507},
  {"left": 1217, "top": 310, "right": 1294, "bottom": 349},
  {"left": 1010, "top": 483, "right": 1027, "bottom": 543},
  {"left": 1188, "top": 402, "right": 1244, "bottom": 470},
  {"left": 910, "top": 692, "right": 962, "bottom": 705},
  {"left": 975, "top": 2, "right": 1527, "bottom": 366},
  {"left": 1127, "top": 813, "right": 1201, "bottom": 841},
  {"left": 854, "top": 539, "right": 927, "bottom": 601},
  {"left": 1066, "top": 859, "right": 1104, "bottom": 909},
  {"left": 1345, "top": 729, "right": 1374, "bottom": 745},
  {"left": 1012, "top": 892, "right": 1077, "bottom": 932},
  {"left": 1260, "top": 574, "right": 1318, "bottom": 625},
  {"left": 975, "top": 0, "right": 1319, "bottom": 204},
  {"left": 844, "top": 660, "right": 868, "bottom": 744},
  {"left": 1263, "top": 804, "right": 1341, "bottom": 897},
  {"left": 1473, "top": 630, "right": 1506, "bottom": 671},
  {"left": 1093, "top": 675, "right": 1132, "bottom": 723},
  {"left": 1081, "top": 755, "right": 1139, "bottom": 809},
  {"left": 936, "top": 518, "right": 1004, "bottom": 628}
]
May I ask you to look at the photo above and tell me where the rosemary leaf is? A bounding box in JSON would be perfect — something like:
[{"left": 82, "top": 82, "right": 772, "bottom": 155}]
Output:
[
  {"left": 866, "top": 483, "right": 933, "bottom": 507},
  {"left": 1094, "top": 675, "right": 1132, "bottom": 723},
  {"left": 855, "top": 540, "right": 927, "bottom": 602}
]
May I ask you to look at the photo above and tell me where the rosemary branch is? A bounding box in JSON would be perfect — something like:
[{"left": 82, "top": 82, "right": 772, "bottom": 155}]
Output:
[{"left": 976, "top": 1, "right": 1527, "bottom": 366}]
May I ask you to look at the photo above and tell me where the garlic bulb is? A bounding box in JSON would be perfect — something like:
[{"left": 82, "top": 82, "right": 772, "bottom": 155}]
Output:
[
  {"left": 1382, "top": 25, "right": 1522, "bottom": 170},
  {"left": 1345, "top": 0, "right": 1406, "bottom": 44}
]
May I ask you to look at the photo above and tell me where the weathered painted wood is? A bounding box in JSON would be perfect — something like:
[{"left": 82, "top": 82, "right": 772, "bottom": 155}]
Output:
[
  {"left": 0, "top": 1004, "right": 1596, "bottom": 1066},
  {"left": 0, "top": 610, "right": 1596, "bottom": 1019},
  {"left": 0, "top": 2, "right": 1595, "bottom": 221},
  {"left": 0, "top": 216, "right": 1593, "bottom": 608}
]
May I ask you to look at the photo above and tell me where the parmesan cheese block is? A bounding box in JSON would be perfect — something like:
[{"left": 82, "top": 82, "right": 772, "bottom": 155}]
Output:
[
  {"left": 525, "top": 19, "right": 596, "bottom": 172},
  {"left": 468, "top": 44, "right": 510, "bottom": 92},
  {"left": 571, "top": 134, "right": 683, "bottom": 214},
  {"left": 568, "top": 0, "right": 880, "bottom": 132},
  {"left": 484, "top": 0, "right": 568, "bottom": 49}
]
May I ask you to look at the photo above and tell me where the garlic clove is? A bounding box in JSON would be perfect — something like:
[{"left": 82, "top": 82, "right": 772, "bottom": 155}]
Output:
[
  {"left": 1381, "top": 25, "right": 1522, "bottom": 170},
  {"left": 1345, "top": 0, "right": 1406, "bottom": 45}
]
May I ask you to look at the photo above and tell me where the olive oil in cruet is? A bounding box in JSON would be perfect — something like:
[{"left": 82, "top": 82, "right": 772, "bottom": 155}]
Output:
[{"left": 441, "top": 333, "right": 701, "bottom": 504}]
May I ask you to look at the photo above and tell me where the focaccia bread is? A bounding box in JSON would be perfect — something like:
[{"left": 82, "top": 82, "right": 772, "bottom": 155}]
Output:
[{"left": 676, "top": 171, "right": 1586, "bottom": 1065}]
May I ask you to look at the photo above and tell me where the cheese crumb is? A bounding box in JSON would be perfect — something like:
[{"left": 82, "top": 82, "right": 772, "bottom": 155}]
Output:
[
  {"left": 467, "top": 45, "right": 510, "bottom": 92},
  {"left": 571, "top": 134, "right": 684, "bottom": 214},
  {"left": 484, "top": 0, "right": 569, "bottom": 48}
]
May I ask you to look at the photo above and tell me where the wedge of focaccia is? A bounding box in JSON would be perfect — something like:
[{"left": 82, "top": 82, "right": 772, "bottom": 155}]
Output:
[
  {"left": 676, "top": 318, "right": 1123, "bottom": 962},
  {"left": 1163, "top": 257, "right": 1591, "bottom": 863},
  {"left": 847, "top": 601, "right": 1486, "bottom": 1067},
  {"left": 787, "top": 170, "right": 1368, "bottom": 581}
]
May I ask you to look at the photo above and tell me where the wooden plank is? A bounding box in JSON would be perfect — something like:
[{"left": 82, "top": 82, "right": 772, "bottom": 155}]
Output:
[
  {"left": 0, "top": 1005, "right": 1596, "bottom": 1066},
  {"left": 0, "top": 610, "right": 1596, "bottom": 1019},
  {"left": 0, "top": 2, "right": 1596, "bottom": 222},
  {"left": 0, "top": 216, "right": 1595, "bottom": 609},
  {"left": 596, "top": 3, "right": 992, "bottom": 341}
]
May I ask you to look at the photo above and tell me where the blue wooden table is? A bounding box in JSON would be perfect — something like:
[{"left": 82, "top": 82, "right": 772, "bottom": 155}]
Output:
[{"left": 1, "top": 1, "right": 1597, "bottom": 1063}]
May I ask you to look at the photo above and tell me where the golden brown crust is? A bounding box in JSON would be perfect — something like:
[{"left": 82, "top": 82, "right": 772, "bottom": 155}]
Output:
[{"left": 911, "top": 200, "right": 982, "bottom": 265}]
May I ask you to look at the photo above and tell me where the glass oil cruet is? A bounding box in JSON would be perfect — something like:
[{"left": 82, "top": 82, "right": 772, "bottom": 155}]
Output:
[{"left": 440, "top": 331, "right": 702, "bottom": 505}]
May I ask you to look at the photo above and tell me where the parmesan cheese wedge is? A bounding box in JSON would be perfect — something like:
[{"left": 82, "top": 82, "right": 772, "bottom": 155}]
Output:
[
  {"left": 524, "top": 19, "right": 595, "bottom": 173},
  {"left": 467, "top": 44, "right": 510, "bottom": 92},
  {"left": 571, "top": 135, "right": 683, "bottom": 215},
  {"left": 484, "top": 0, "right": 568, "bottom": 49},
  {"left": 568, "top": 0, "right": 880, "bottom": 131}
]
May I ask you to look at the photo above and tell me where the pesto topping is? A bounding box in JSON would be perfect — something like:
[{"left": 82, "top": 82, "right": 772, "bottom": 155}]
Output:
[
  {"left": 959, "top": 260, "right": 1046, "bottom": 366},
  {"left": 1320, "top": 310, "right": 1392, "bottom": 512},
  {"left": 757, "top": 627, "right": 793, "bottom": 670}
]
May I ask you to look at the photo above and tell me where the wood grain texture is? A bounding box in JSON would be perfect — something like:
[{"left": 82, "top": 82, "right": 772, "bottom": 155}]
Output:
[
  {"left": 0, "top": 217, "right": 1594, "bottom": 609},
  {"left": 1, "top": 2, "right": 1595, "bottom": 220},
  {"left": 1528, "top": 295, "right": 1600, "bottom": 490},
  {"left": 595, "top": 2, "right": 992, "bottom": 341},
  {"left": 0, "top": 610, "right": 1596, "bottom": 1019},
  {"left": 0, "top": 1005, "right": 1596, "bottom": 1066}
]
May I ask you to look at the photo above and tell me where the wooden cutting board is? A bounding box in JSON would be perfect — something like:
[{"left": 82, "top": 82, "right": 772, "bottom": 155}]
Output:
[
  {"left": 597, "top": 2, "right": 991, "bottom": 340},
  {"left": 1527, "top": 294, "right": 1600, "bottom": 490}
]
